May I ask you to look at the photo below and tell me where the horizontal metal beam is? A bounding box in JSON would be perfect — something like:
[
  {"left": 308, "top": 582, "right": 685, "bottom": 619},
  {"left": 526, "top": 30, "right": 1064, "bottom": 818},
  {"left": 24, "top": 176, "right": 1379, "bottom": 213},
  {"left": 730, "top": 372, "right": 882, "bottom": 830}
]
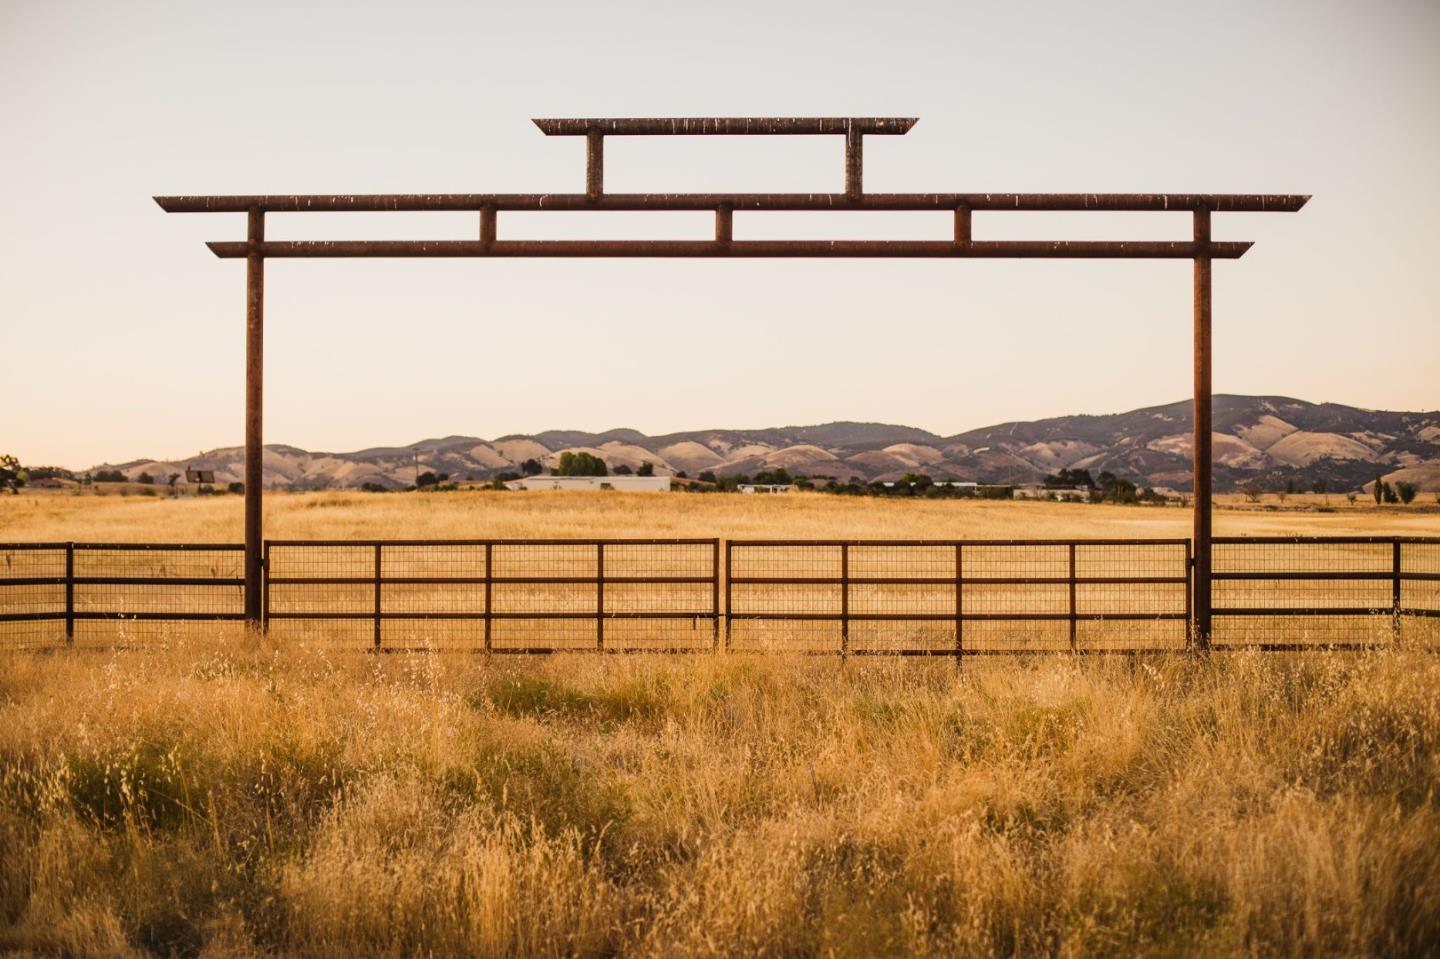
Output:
[
  {"left": 155, "top": 192, "right": 1310, "bottom": 214},
  {"left": 533, "top": 117, "right": 917, "bottom": 136},
  {"left": 205, "top": 239, "right": 1253, "bottom": 259}
]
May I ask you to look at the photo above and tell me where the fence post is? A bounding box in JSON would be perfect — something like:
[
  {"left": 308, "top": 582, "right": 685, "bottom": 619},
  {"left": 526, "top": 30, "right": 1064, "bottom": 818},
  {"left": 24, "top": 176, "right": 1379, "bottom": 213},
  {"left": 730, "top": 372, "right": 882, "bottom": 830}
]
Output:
[
  {"left": 596, "top": 543, "right": 605, "bottom": 651},
  {"left": 724, "top": 541, "right": 733, "bottom": 651},
  {"left": 1393, "top": 538, "right": 1403, "bottom": 644},
  {"left": 373, "top": 543, "right": 382, "bottom": 651},
  {"left": 1184, "top": 539, "right": 1194, "bottom": 650},
  {"left": 64, "top": 543, "right": 74, "bottom": 643},
  {"left": 711, "top": 540, "right": 720, "bottom": 653},
  {"left": 840, "top": 543, "right": 850, "bottom": 656},
  {"left": 1068, "top": 543, "right": 1077, "bottom": 652},
  {"left": 954, "top": 543, "right": 963, "bottom": 667},
  {"left": 262, "top": 541, "right": 270, "bottom": 633},
  {"left": 484, "top": 542, "right": 493, "bottom": 653}
]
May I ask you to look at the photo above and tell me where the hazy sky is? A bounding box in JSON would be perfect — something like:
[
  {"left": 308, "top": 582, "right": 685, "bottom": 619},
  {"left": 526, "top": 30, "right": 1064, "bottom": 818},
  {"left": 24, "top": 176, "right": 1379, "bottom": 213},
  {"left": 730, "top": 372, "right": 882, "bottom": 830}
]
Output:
[{"left": 3, "top": 0, "right": 1437, "bottom": 469}]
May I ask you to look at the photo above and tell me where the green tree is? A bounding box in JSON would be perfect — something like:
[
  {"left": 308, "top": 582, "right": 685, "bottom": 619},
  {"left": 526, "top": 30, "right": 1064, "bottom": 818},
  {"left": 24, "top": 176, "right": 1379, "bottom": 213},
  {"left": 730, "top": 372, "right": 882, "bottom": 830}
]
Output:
[
  {"left": 1395, "top": 481, "right": 1418, "bottom": 505},
  {"left": 1373, "top": 476, "right": 1384, "bottom": 506},
  {"left": 554, "top": 451, "right": 607, "bottom": 477},
  {"left": 1045, "top": 468, "right": 1096, "bottom": 489},
  {"left": 0, "top": 454, "right": 23, "bottom": 493},
  {"left": 637, "top": 461, "right": 655, "bottom": 477},
  {"left": 137, "top": 472, "right": 155, "bottom": 485},
  {"left": 521, "top": 458, "right": 543, "bottom": 476}
]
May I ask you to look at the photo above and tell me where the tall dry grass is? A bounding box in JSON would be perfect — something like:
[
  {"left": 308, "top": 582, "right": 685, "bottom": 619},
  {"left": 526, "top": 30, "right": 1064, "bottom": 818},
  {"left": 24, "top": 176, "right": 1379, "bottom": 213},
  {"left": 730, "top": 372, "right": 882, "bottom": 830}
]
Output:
[
  {"left": 1, "top": 643, "right": 1438, "bottom": 957},
  {"left": 2, "top": 493, "right": 1438, "bottom": 955}
]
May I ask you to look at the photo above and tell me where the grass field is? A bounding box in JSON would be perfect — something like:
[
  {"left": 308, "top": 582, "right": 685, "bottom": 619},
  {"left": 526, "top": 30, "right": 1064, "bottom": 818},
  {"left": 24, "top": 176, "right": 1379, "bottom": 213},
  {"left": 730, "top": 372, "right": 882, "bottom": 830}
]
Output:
[
  {"left": 4, "top": 487, "right": 1439, "bottom": 543},
  {"left": 2, "top": 493, "right": 1439, "bottom": 956}
]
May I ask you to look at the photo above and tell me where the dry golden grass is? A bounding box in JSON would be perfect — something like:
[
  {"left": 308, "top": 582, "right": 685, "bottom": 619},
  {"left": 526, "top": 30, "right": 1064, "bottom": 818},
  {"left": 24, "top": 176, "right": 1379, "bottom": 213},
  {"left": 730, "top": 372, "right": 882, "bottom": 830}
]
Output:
[
  {"left": 1, "top": 493, "right": 1438, "bottom": 956},
  {"left": 2, "top": 645, "right": 1439, "bottom": 956},
  {"left": 4, "top": 487, "right": 1439, "bottom": 543}
]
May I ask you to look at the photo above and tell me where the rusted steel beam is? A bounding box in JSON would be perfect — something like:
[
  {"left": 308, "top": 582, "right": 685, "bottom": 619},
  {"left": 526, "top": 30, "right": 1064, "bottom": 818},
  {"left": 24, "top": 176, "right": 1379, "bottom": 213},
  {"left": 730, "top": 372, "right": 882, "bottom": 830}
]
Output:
[
  {"left": 533, "top": 117, "right": 916, "bottom": 136},
  {"left": 155, "top": 192, "right": 1310, "bottom": 214},
  {"left": 586, "top": 129, "right": 603, "bottom": 199},
  {"left": 845, "top": 126, "right": 863, "bottom": 200},
  {"left": 244, "top": 208, "right": 264, "bottom": 631},
  {"left": 1192, "top": 210, "right": 1213, "bottom": 649},
  {"left": 205, "top": 239, "right": 1253, "bottom": 259}
]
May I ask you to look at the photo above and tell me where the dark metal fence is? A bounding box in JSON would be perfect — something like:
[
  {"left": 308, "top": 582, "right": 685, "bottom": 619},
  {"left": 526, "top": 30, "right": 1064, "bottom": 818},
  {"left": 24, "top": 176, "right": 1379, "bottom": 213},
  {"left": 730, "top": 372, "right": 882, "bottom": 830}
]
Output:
[
  {"left": 265, "top": 539, "right": 719, "bottom": 652},
  {"left": 0, "top": 542, "right": 245, "bottom": 645},
  {"left": 1213, "top": 536, "right": 1440, "bottom": 648},
  {"left": 726, "top": 539, "right": 1192, "bottom": 654},
  {"left": 2, "top": 536, "right": 1437, "bottom": 652}
]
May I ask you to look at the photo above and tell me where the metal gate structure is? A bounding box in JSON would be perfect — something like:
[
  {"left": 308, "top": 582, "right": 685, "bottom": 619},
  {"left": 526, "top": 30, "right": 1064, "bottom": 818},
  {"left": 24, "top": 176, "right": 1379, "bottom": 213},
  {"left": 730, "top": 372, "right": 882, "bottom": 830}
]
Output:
[
  {"left": 4, "top": 536, "right": 1438, "bottom": 652},
  {"left": 153, "top": 115, "right": 1310, "bottom": 644}
]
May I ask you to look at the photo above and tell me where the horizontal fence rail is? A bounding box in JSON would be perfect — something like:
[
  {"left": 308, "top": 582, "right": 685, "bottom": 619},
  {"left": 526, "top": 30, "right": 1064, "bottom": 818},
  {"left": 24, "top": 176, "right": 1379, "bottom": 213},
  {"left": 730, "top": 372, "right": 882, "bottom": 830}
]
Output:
[{"left": 2, "top": 536, "right": 1437, "bottom": 651}]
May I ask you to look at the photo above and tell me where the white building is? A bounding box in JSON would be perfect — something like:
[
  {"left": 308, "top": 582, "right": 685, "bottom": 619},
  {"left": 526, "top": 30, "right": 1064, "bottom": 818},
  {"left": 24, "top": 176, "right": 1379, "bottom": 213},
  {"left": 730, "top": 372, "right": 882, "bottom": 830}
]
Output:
[
  {"left": 1013, "top": 485, "right": 1090, "bottom": 502},
  {"left": 505, "top": 475, "right": 672, "bottom": 492},
  {"left": 737, "top": 484, "right": 794, "bottom": 494}
]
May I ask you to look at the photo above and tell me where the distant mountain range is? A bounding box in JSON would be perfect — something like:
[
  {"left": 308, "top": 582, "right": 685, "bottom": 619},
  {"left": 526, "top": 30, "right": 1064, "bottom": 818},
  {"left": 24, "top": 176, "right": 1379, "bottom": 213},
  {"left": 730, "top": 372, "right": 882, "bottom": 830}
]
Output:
[{"left": 92, "top": 395, "right": 1440, "bottom": 492}]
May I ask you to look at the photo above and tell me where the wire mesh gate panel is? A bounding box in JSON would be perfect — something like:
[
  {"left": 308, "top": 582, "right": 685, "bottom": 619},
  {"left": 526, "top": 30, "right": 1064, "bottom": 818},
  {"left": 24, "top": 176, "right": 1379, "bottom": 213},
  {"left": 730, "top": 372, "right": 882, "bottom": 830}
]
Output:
[
  {"left": 264, "top": 539, "right": 720, "bottom": 651},
  {"left": 0, "top": 543, "right": 245, "bottom": 647},
  {"left": 1213, "top": 536, "right": 1440, "bottom": 648},
  {"left": 4, "top": 535, "right": 1438, "bottom": 651},
  {"left": 725, "top": 540, "right": 1192, "bottom": 654}
]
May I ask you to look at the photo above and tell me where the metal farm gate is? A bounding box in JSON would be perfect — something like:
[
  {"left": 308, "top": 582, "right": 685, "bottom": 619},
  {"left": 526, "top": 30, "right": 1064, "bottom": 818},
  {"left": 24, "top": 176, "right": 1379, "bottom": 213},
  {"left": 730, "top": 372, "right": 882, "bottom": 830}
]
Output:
[{"left": 3, "top": 536, "right": 1437, "bottom": 653}]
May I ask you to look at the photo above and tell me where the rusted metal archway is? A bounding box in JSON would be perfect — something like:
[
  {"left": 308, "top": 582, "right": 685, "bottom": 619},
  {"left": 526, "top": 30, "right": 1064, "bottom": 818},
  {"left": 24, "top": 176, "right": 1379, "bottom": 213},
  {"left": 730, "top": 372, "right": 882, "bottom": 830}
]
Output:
[{"left": 155, "top": 116, "right": 1308, "bottom": 643}]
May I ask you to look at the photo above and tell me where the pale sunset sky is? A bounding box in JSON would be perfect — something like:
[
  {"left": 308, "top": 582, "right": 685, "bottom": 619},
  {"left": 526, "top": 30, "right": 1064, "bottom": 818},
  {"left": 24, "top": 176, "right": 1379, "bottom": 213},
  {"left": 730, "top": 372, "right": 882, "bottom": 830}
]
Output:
[{"left": 2, "top": 0, "right": 1437, "bottom": 468}]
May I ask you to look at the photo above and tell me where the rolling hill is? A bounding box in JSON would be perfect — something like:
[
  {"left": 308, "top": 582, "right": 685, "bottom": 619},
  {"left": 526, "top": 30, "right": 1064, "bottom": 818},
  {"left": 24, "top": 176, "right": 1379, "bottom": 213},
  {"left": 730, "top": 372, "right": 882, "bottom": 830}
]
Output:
[{"left": 88, "top": 396, "right": 1440, "bottom": 492}]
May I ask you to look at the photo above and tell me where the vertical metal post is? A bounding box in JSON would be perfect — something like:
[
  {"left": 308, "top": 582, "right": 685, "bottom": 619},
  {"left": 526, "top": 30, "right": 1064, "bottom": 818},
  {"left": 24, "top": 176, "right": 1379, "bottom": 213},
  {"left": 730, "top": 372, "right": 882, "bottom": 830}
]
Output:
[
  {"left": 715, "top": 204, "right": 733, "bottom": 245},
  {"left": 484, "top": 542, "right": 493, "bottom": 652},
  {"left": 64, "top": 543, "right": 74, "bottom": 642},
  {"left": 262, "top": 540, "right": 271, "bottom": 630},
  {"left": 711, "top": 539, "right": 721, "bottom": 652},
  {"left": 724, "top": 541, "right": 733, "bottom": 650},
  {"left": 954, "top": 203, "right": 972, "bottom": 247},
  {"left": 586, "top": 130, "right": 604, "bottom": 200},
  {"left": 840, "top": 543, "right": 850, "bottom": 655},
  {"left": 1068, "top": 543, "right": 1078, "bottom": 652},
  {"left": 1184, "top": 539, "right": 1194, "bottom": 649},
  {"left": 373, "top": 543, "right": 382, "bottom": 650},
  {"left": 1192, "top": 210, "right": 1213, "bottom": 649},
  {"left": 953, "top": 543, "right": 963, "bottom": 665},
  {"left": 596, "top": 542, "right": 605, "bottom": 650},
  {"left": 479, "top": 205, "right": 496, "bottom": 247},
  {"left": 244, "top": 207, "right": 265, "bottom": 632},
  {"left": 1392, "top": 538, "right": 1403, "bottom": 643},
  {"left": 845, "top": 127, "right": 863, "bottom": 200}
]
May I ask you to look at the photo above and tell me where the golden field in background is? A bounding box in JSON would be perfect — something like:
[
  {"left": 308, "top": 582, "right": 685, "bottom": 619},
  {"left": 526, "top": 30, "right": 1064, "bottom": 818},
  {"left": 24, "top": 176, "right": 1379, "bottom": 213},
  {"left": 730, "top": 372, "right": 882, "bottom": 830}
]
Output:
[
  {"left": 2, "top": 492, "right": 1439, "bottom": 956},
  {"left": 4, "top": 487, "right": 1439, "bottom": 542}
]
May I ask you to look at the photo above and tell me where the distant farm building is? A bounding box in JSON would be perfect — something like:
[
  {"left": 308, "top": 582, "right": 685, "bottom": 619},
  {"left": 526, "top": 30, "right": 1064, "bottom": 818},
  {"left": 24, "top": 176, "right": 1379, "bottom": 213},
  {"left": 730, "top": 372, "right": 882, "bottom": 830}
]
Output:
[
  {"left": 505, "top": 476, "right": 672, "bottom": 492},
  {"left": 738, "top": 484, "right": 794, "bottom": 494},
  {"left": 1014, "top": 485, "right": 1090, "bottom": 502}
]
